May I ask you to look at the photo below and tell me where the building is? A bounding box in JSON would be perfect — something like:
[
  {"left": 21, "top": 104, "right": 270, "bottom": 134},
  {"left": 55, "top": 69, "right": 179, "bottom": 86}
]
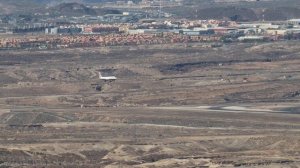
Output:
[
  {"left": 288, "top": 19, "right": 300, "bottom": 26},
  {"left": 180, "top": 28, "right": 215, "bottom": 36},
  {"left": 211, "top": 27, "right": 237, "bottom": 35},
  {"left": 58, "top": 27, "right": 82, "bottom": 34},
  {"left": 238, "top": 36, "right": 266, "bottom": 42},
  {"left": 45, "top": 27, "right": 58, "bottom": 34},
  {"left": 266, "top": 29, "right": 288, "bottom": 36},
  {"left": 128, "top": 29, "right": 165, "bottom": 34},
  {"left": 45, "top": 27, "right": 82, "bottom": 35}
]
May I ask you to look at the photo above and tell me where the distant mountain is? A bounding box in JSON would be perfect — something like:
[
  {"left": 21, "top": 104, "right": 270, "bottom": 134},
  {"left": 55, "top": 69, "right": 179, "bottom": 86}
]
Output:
[
  {"left": 49, "top": 2, "right": 97, "bottom": 16},
  {"left": 166, "top": 5, "right": 300, "bottom": 21},
  {"left": 48, "top": 2, "right": 122, "bottom": 16},
  {"left": 34, "top": 0, "right": 138, "bottom": 5},
  {"left": 1, "top": 0, "right": 300, "bottom": 20},
  {"left": 0, "top": 0, "right": 43, "bottom": 14},
  {"left": 263, "top": 7, "right": 300, "bottom": 20},
  {"left": 0, "top": 0, "right": 123, "bottom": 16}
]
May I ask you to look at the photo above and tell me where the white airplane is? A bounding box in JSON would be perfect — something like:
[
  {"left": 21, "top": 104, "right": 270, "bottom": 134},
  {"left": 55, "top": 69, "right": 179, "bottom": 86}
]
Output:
[{"left": 99, "top": 72, "right": 117, "bottom": 81}]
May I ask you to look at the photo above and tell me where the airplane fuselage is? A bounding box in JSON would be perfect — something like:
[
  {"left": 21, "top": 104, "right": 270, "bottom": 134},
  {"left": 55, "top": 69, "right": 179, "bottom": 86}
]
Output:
[
  {"left": 100, "top": 76, "right": 117, "bottom": 80},
  {"left": 99, "top": 72, "right": 117, "bottom": 81}
]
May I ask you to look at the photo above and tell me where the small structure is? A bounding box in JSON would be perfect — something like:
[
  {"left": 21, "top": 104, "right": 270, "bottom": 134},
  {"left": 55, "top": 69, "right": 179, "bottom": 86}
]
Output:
[
  {"left": 95, "top": 85, "right": 102, "bottom": 91},
  {"left": 238, "top": 36, "right": 266, "bottom": 42},
  {"left": 288, "top": 19, "right": 300, "bottom": 26},
  {"left": 45, "top": 27, "right": 58, "bottom": 34}
]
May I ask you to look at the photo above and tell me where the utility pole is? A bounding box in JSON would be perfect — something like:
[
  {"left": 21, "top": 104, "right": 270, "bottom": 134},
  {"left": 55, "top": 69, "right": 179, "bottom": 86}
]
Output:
[
  {"left": 262, "top": 9, "right": 265, "bottom": 22},
  {"left": 159, "top": 0, "right": 162, "bottom": 19}
]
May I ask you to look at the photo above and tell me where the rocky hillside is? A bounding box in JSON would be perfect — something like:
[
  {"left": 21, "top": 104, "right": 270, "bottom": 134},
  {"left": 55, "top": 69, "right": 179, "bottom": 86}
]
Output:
[
  {"left": 49, "top": 3, "right": 97, "bottom": 16},
  {"left": 166, "top": 6, "right": 300, "bottom": 21}
]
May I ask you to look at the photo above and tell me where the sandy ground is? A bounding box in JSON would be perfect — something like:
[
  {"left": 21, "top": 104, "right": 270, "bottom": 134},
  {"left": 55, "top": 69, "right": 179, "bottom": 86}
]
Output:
[{"left": 0, "top": 42, "right": 300, "bottom": 167}]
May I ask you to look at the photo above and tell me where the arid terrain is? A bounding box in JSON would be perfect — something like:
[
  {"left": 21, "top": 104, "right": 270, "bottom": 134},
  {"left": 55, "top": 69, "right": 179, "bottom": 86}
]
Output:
[{"left": 0, "top": 41, "right": 300, "bottom": 167}]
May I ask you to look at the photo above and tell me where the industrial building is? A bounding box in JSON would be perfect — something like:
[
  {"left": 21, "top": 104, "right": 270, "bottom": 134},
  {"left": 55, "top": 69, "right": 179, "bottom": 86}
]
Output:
[
  {"left": 45, "top": 26, "right": 82, "bottom": 35},
  {"left": 180, "top": 29, "right": 215, "bottom": 36},
  {"left": 287, "top": 19, "right": 300, "bottom": 26},
  {"left": 238, "top": 36, "right": 266, "bottom": 42},
  {"left": 45, "top": 27, "right": 58, "bottom": 34}
]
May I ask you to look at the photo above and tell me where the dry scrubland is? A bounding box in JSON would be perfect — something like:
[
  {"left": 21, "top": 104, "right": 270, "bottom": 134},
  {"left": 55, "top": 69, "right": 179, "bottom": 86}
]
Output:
[{"left": 0, "top": 42, "right": 299, "bottom": 167}]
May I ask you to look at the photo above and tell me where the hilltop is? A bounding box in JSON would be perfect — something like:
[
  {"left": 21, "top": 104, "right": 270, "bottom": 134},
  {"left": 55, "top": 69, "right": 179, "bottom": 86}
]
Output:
[
  {"left": 1, "top": 0, "right": 300, "bottom": 21},
  {"left": 49, "top": 3, "right": 97, "bottom": 16}
]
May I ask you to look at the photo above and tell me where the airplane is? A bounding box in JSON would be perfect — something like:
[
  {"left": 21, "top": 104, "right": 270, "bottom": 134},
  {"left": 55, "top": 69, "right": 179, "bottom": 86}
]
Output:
[{"left": 99, "top": 72, "right": 117, "bottom": 81}]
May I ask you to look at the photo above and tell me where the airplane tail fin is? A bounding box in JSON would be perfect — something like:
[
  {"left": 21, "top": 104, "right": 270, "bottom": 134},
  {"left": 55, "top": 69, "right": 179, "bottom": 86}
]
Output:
[{"left": 99, "top": 72, "right": 102, "bottom": 79}]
